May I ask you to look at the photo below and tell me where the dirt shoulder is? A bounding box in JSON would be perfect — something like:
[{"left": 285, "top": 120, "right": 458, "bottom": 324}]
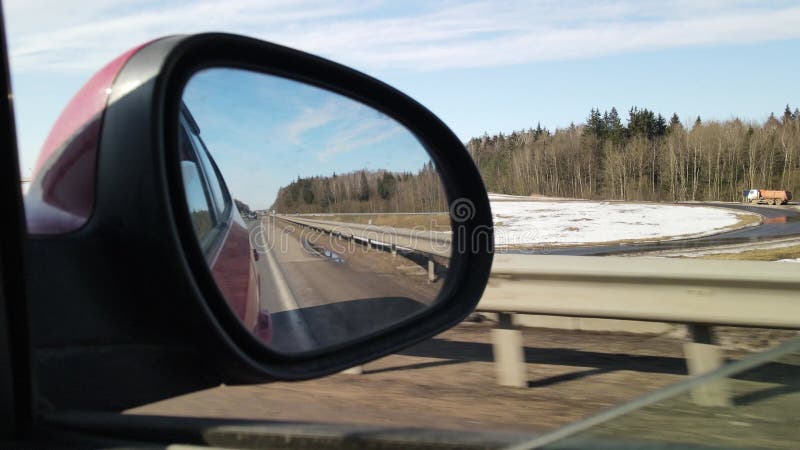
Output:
[
  {"left": 698, "top": 244, "right": 800, "bottom": 261},
  {"left": 130, "top": 324, "right": 703, "bottom": 432}
]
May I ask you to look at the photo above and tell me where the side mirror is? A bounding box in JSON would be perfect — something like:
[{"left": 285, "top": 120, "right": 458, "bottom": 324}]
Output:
[
  {"left": 24, "top": 33, "right": 493, "bottom": 409},
  {"left": 179, "top": 67, "right": 461, "bottom": 355}
]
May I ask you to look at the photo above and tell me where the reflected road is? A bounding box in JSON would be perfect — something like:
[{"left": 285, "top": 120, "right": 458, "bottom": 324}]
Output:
[{"left": 251, "top": 216, "right": 441, "bottom": 354}]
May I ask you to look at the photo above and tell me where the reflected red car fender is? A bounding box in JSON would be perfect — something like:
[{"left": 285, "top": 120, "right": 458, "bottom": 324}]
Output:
[{"left": 208, "top": 211, "right": 271, "bottom": 343}]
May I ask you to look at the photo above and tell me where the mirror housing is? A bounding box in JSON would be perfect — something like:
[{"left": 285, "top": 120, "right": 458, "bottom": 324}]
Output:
[{"left": 24, "top": 33, "right": 493, "bottom": 410}]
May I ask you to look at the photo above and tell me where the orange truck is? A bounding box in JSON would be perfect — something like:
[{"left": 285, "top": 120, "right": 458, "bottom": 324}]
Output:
[{"left": 743, "top": 189, "right": 792, "bottom": 205}]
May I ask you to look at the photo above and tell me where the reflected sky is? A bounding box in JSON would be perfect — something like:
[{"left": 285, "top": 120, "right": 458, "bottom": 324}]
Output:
[{"left": 182, "top": 68, "right": 432, "bottom": 210}]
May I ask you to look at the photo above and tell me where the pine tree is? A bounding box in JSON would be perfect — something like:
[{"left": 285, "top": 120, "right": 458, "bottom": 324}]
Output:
[
  {"left": 377, "top": 172, "right": 397, "bottom": 200},
  {"left": 358, "top": 171, "right": 370, "bottom": 202},
  {"left": 628, "top": 107, "right": 649, "bottom": 137},
  {"left": 605, "top": 107, "right": 623, "bottom": 143},
  {"left": 669, "top": 113, "right": 681, "bottom": 131},
  {"left": 654, "top": 113, "right": 667, "bottom": 137},
  {"left": 584, "top": 108, "right": 605, "bottom": 138}
]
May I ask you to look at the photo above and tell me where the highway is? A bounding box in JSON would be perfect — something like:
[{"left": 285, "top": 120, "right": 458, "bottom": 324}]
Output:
[
  {"left": 516, "top": 203, "right": 800, "bottom": 256},
  {"left": 252, "top": 216, "right": 442, "bottom": 354}
]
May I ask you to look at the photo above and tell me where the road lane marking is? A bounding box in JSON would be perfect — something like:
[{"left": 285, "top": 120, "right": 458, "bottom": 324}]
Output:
[{"left": 261, "top": 229, "right": 317, "bottom": 353}]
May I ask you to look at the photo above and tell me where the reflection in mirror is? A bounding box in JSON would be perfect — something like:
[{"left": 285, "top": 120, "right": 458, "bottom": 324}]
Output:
[{"left": 180, "top": 68, "right": 451, "bottom": 355}]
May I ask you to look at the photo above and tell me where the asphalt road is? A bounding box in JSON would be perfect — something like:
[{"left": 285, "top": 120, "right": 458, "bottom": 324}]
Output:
[
  {"left": 253, "top": 216, "right": 441, "bottom": 354},
  {"left": 513, "top": 203, "right": 800, "bottom": 256}
]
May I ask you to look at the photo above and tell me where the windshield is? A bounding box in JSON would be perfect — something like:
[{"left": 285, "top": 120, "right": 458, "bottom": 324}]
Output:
[
  {"left": 8, "top": 1, "right": 800, "bottom": 447},
  {"left": 517, "top": 337, "right": 800, "bottom": 449}
]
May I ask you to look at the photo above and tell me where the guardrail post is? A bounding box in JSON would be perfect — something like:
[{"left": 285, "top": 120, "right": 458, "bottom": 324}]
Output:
[
  {"left": 391, "top": 244, "right": 397, "bottom": 258},
  {"left": 427, "top": 259, "right": 435, "bottom": 283},
  {"left": 684, "top": 324, "right": 730, "bottom": 407},
  {"left": 491, "top": 313, "right": 527, "bottom": 388}
]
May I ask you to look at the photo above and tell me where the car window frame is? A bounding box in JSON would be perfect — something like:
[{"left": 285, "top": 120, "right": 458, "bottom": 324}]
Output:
[
  {"left": 179, "top": 111, "right": 234, "bottom": 262},
  {"left": 189, "top": 130, "right": 229, "bottom": 217},
  {"left": 178, "top": 118, "right": 218, "bottom": 240}
]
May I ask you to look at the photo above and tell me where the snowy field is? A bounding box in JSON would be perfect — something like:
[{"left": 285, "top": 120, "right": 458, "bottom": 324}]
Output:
[{"left": 489, "top": 195, "right": 747, "bottom": 248}]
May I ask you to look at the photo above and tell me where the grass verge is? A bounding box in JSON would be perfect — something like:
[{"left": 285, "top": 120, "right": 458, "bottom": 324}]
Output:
[
  {"left": 699, "top": 245, "right": 800, "bottom": 261},
  {"left": 306, "top": 213, "right": 451, "bottom": 231}
]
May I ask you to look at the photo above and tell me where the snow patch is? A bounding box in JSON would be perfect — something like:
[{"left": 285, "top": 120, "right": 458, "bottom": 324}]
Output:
[{"left": 491, "top": 201, "right": 742, "bottom": 248}]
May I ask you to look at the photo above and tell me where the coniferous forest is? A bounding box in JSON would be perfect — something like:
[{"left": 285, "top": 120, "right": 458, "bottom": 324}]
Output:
[
  {"left": 270, "top": 162, "right": 447, "bottom": 214},
  {"left": 469, "top": 105, "right": 800, "bottom": 202},
  {"left": 270, "top": 104, "right": 800, "bottom": 214}
]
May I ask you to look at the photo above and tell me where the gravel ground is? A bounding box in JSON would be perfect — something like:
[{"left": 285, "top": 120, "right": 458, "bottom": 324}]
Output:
[{"left": 129, "top": 323, "right": 716, "bottom": 433}]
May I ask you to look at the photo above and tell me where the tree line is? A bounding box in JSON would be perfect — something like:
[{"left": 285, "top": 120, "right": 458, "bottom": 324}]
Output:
[
  {"left": 468, "top": 105, "right": 800, "bottom": 202},
  {"left": 270, "top": 162, "right": 447, "bottom": 214}
]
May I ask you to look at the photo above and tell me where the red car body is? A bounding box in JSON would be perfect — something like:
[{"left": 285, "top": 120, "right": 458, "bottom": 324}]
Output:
[{"left": 23, "top": 42, "right": 270, "bottom": 343}]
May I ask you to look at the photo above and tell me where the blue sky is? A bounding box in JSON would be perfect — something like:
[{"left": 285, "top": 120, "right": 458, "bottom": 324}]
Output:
[
  {"left": 183, "top": 68, "right": 431, "bottom": 208},
  {"left": 7, "top": 0, "right": 800, "bottom": 183}
]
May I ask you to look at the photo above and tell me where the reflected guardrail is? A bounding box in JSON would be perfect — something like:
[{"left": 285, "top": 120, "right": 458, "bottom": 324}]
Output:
[{"left": 275, "top": 215, "right": 452, "bottom": 259}]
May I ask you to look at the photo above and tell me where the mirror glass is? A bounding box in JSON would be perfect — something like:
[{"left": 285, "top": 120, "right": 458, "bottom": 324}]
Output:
[{"left": 179, "top": 68, "right": 451, "bottom": 355}]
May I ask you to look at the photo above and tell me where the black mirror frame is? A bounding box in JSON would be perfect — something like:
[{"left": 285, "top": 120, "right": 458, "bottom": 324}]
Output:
[{"left": 82, "top": 33, "right": 494, "bottom": 383}]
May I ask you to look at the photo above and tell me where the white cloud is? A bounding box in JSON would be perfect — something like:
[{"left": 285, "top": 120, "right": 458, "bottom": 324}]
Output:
[
  {"left": 286, "top": 103, "right": 337, "bottom": 145},
  {"left": 316, "top": 118, "right": 403, "bottom": 162},
  {"left": 5, "top": 0, "right": 800, "bottom": 73},
  {"left": 4, "top": 0, "right": 354, "bottom": 72}
]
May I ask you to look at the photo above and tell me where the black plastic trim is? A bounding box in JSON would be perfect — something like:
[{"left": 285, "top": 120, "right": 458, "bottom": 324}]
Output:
[{"left": 0, "top": 2, "right": 33, "bottom": 437}]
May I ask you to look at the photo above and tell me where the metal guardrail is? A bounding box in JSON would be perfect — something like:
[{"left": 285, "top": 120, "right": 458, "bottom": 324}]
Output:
[
  {"left": 477, "top": 254, "right": 800, "bottom": 402},
  {"left": 276, "top": 215, "right": 453, "bottom": 259},
  {"left": 480, "top": 254, "right": 800, "bottom": 328}
]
